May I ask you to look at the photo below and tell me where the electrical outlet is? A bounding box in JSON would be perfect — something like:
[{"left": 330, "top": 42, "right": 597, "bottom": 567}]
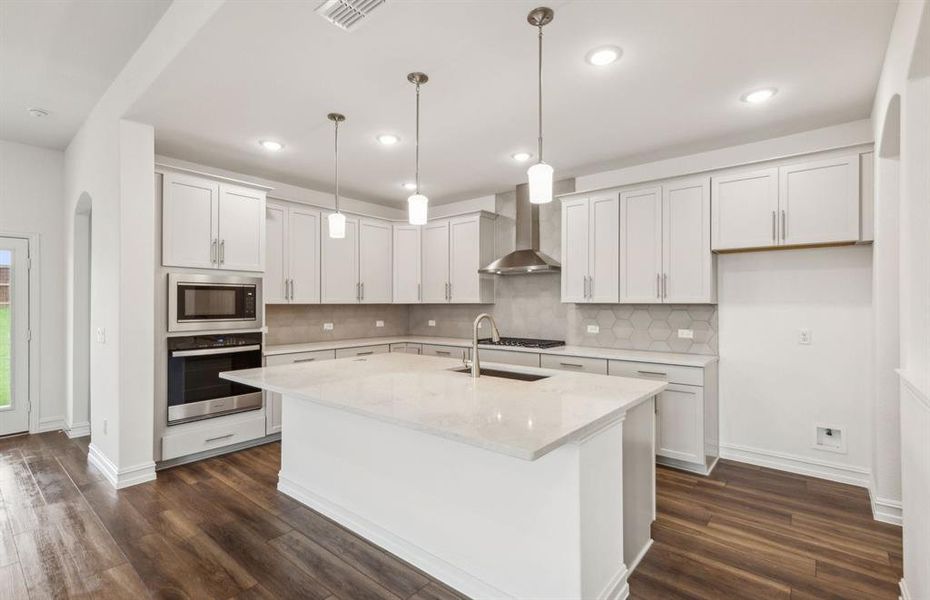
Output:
[
  {"left": 375, "top": 320, "right": 384, "bottom": 328},
  {"left": 677, "top": 329, "right": 694, "bottom": 339},
  {"left": 428, "top": 320, "right": 436, "bottom": 327},
  {"left": 799, "top": 329, "right": 812, "bottom": 345},
  {"left": 103, "top": 419, "right": 108, "bottom": 435},
  {"left": 587, "top": 324, "right": 599, "bottom": 334},
  {"left": 95, "top": 328, "right": 106, "bottom": 344},
  {"left": 323, "top": 322, "right": 334, "bottom": 331}
]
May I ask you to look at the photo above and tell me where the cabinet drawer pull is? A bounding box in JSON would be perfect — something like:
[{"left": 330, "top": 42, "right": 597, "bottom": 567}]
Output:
[
  {"left": 637, "top": 370, "right": 667, "bottom": 377},
  {"left": 781, "top": 209, "right": 786, "bottom": 241},
  {"left": 435, "top": 350, "right": 451, "bottom": 355},
  {"left": 293, "top": 358, "right": 316, "bottom": 363},
  {"left": 205, "top": 433, "right": 234, "bottom": 443},
  {"left": 772, "top": 211, "right": 776, "bottom": 242},
  {"left": 560, "top": 362, "right": 584, "bottom": 368},
  {"left": 356, "top": 351, "right": 374, "bottom": 356}
]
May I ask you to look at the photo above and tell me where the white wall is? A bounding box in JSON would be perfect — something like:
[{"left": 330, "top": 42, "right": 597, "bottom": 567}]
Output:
[
  {"left": 717, "top": 246, "right": 874, "bottom": 485},
  {"left": 0, "top": 139, "right": 66, "bottom": 432}
]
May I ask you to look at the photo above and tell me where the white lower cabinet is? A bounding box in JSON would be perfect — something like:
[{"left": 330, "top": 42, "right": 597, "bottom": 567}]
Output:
[
  {"left": 540, "top": 354, "right": 608, "bottom": 375},
  {"left": 264, "top": 350, "right": 336, "bottom": 434},
  {"left": 476, "top": 348, "right": 540, "bottom": 367},
  {"left": 390, "top": 342, "right": 422, "bottom": 354},
  {"left": 609, "top": 359, "right": 718, "bottom": 475},
  {"left": 335, "top": 344, "right": 390, "bottom": 359},
  {"left": 162, "top": 412, "right": 266, "bottom": 461},
  {"left": 422, "top": 344, "right": 469, "bottom": 361}
]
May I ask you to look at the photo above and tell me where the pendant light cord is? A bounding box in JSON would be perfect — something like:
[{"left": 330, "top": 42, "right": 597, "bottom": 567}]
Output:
[
  {"left": 537, "top": 24, "right": 543, "bottom": 164},
  {"left": 333, "top": 119, "right": 340, "bottom": 213},
  {"left": 415, "top": 82, "right": 421, "bottom": 194}
]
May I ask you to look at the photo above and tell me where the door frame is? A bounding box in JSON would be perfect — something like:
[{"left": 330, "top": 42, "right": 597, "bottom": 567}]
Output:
[{"left": 0, "top": 231, "right": 40, "bottom": 435}]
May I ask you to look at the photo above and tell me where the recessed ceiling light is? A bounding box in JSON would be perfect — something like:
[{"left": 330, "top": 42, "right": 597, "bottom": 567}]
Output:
[
  {"left": 741, "top": 88, "right": 778, "bottom": 104},
  {"left": 585, "top": 46, "right": 622, "bottom": 67},
  {"left": 259, "top": 140, "right": 284, "bottom": 151},
  {"left": 27, "top": 107, "right": 49, "bottom": 118},
  {"left": 511, "top": 152, "right": 533, "bottom": 162},
  {"left": 376, "top": 133, "right": 400, "bottom": 146},
  {"left": 402, "top": 182, "right": 417, "bottom": 191}
]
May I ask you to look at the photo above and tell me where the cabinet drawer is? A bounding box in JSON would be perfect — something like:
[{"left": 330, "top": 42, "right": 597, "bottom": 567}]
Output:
[
  {"left": 266, "top": 349, "right": 336, "bottom": 366},
  {"left": 162, "top": 413, "right": 265, "bottom": 461},
  {"left": 390, "top": 343, "right": 422, "bottom": 354},
  {"left": 608, "top": 360, "right": 703, "bottom": 386},
  {"left": 335, "top": 344, "right": 390, "bottom": 359},
  {"left": 422, "top": 344, "right": 469, "bottom": 360},
  {"left": 478, "top": 348, "right": 540, "bottom": 367},
  {"left": 540, "top": 354, "right": 608, "bottom": 375}
]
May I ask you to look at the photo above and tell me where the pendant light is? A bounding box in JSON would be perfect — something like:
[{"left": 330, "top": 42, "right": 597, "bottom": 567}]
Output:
[
  {"left": 526, "top": 7, "right": 554, "bottom": 204},
  {"left": 327, "top": 112, "right": 347, "bottom": 238},
  {"left": 407, "top": 72, "right": 429, "bottom": 225}
]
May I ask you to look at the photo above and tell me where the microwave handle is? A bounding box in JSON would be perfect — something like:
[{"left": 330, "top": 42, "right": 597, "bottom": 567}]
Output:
[{"left": 171, "top": 344, "right": 261, "bottom": 358}]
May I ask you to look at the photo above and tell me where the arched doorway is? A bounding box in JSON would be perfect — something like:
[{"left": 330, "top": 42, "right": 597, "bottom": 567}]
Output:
[{"left": 67, "top": 193, "right": 92, "bottom": 438}]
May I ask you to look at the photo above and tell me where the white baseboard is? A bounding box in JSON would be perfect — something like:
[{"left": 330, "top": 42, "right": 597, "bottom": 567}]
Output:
[
  {"left": 899, "top": 578, "right": 911, "bottom": 600},
  {"left": 88, "top": 443, "right": 156, "bottom": 489},
  {"left": 279, "top": 474, "right": 512, "bottom": 600},
  {"left": 869, "top": 491, "right": 903, "bottom": 526},
  {"left": 719, "top": 442, "right": 871, "bottom": 488},
  {"left": 597, "top": 562, "right": 630, "bottom": 600},
  {"left": 35, "top": 416, "right": 65, "bottom": 433},
  {"left": 626, "top": 538, "right": 653, "bottom": 575},
  {"left": 65, "top": 421, "right": 90, "bottom": 438}
]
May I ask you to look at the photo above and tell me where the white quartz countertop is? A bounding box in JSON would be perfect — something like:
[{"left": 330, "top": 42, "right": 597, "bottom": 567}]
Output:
[
  {"left": 263, "top": 335, "right": 718, "bottom": 367},
  {"left": 221, "top": 353, "right": 666, "bottom": 461}
]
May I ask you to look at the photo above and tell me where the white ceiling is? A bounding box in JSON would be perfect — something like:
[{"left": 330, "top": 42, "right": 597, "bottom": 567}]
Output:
[
  {"left": 0, "top": 0, "right": 171, "bottom": 150},
  {"left": 129, "top": 0, "right": 897, "bottom": 206}
]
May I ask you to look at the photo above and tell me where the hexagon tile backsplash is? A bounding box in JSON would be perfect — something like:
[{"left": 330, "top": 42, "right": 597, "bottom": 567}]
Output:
[{"left": 570, "top": 303, "right": 717, "bottom": 354}]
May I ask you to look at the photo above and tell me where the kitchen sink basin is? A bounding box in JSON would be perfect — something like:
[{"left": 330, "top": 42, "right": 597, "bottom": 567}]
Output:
[{"left": 452, "top": 367, "right": 549, "bottom": 381}]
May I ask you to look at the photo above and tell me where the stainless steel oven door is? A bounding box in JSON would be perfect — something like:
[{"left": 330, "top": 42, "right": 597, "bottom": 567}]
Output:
[
  {"left": 167, "top": 344, "right": 263, "bottom": 424},
  {"left": 168, "top": 273, "right": 263, "bottom": 332}
]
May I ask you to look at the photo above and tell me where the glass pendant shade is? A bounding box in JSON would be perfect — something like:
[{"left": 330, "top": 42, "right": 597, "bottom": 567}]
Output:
[
  {"left": 328, "top": 211, "right": 346, "bottom": 239},
  {"left": 527, "top": 162, "right": 554, "bottom": 204},
  {"left": 407, "top": 194, "right": 429, "bottom": 225}
]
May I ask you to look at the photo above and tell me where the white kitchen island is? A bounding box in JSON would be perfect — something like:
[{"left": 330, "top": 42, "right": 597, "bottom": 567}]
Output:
[{"left": 221, "top": 353, "right": 665, "bottom": 600}]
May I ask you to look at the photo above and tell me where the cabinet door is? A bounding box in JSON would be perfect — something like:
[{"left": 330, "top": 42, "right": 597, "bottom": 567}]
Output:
[
  {"left": 321, "top": 214, "right": 359, "bottom": 303},
  {"left": 664, "top": 177, "right": 714, "bottom": 303},
  {"left": 289, "top": 206, "right": 321, "bottom": 303},
  {"left": 162, "top": 173, "right": 218, "bottom": 269},
  {"left": 218, "top": 184, "right": 265, "bottom": 272},
  {"left": 359, "top": 219, "right": 393, "bottom": 303},
  {"left": 265, "top": 350, "right": 335, "bottom": 434},
  {"left": 560, "top": 198, "right": 589, "bottom": 303},
  {"left": 588, "top": 195, "right": 620, "bottom": 302},
  {"left": 711, "top": 168, "right": 779, "bottom": 250},
  {"left": 264, "top": 202, "right": 288, "bottom": 303},
  {"left": 620, "top": 186, "right": 663, "bottom": 303},
  {"left": 656, "top": 384, "right": 704, "bottom": 465},
  {"left": 779, "top": 156, "right": 859, "bottom": 246},
  {"left": 421, "top": 220, "right": 450, "bottom": 303},
  {"left": 393, "top": 225, "right": 421, "bottom": 303},
  {"left": 449, "top": 215, "right": 481, "bottom": 303}
]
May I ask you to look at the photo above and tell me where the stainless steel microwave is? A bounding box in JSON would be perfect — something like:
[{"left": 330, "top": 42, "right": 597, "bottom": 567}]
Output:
[{"left": 168, "top": 273, "right": 263, "bottom": 332}]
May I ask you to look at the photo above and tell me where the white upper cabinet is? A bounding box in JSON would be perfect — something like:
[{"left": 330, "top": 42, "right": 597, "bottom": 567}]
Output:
[
  {"left": 288, "top": 206, "right": 321, "bottom": 303},
  {"left": 421, "top": 220, "right": 450, "bottom": 303},
  {"left": 664, "top": 178, "right": 714, "bottom": 303},
  {"left": 264, "top": 202, "right": 288, "bottom": 304},
  {"left": 162, "top": 173, "right": 219, "bottom": 270},
  {"left": 619, "top": 187, "right": 662, "bottom": 303},
  {"left": 162, "top": 171, "right": 266, "bottom": 272},
  {"left": 779, "top": 155, "right": 859, "bottom": 246},
  {"left": 265, "top": 201, "right": 320, "bottom": 304},
  {"left": 393, "top": 225, "right": 421, "bottom": 303},
  {"left": 561, "top": 195, "right": 619, "bottom": 303},
  {"left": 711, "top": 168, "right": 779, "bottom": 251},
  {"left": 449, "top": 214, "right": 495, "bottom": 303},
  {"left": 711, "top": 152, "right": 862, "bottom": 251},
  {"left": 322, "top": 214, "right": 360, "bottom": 303},
  {"left": 359, "top": 219, "right": 393, "bottom": 303}
]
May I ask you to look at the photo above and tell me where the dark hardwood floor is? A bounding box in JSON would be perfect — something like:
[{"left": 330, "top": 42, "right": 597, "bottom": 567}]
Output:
[{"left": 0, "top": 432, "right": 902, "bottom": 599}]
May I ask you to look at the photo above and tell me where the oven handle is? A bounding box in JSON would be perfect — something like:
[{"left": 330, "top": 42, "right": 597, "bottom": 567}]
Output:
[{"left": 171, "top": 344, "right": 261, "bottom": 358}]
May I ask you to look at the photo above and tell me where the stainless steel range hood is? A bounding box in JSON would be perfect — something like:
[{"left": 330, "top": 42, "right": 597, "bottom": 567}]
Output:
[{"left": 479, "top": 180, "right": 571, "bottom": 275}]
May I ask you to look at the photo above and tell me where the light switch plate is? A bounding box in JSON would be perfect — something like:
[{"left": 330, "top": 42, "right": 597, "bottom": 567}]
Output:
[
  {"left": 799, "top": 329, "right": 812, "bottom": 345},
  {"left": 677, "top": 329, "right": 694, "bottom": 339},
  {"left": 587, "top": 325, "right": 599, "bottom": 334},
  {"left": 95, "top": 328, "right": 106, "bottom": 344},
  {"left": 323, "top": 322, "right": 334, "bottom": 331},
  {"left": 375, "top": 320, "right": 384, "bottom": 328},
  {"left": 428, "top": 320, "right": 436, "bottom": 327}
]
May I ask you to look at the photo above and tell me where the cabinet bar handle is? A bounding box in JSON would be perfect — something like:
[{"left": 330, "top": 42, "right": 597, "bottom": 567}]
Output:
[
  {"left": 356, "top": 350, "right": 374, "bottom": 356},
  {"left": 656, "top": 273, "right": 661, "bottom": 299},
  {"left": 772, "top": 211, "right": 776, "bottom": 242},
  {"left": 589, "top": 276, "right": 594, "bottom": 299},
  {"left": 361, "top": 282, "right": 365, "bottom": 301},
  {"left": 205, "top": 433, "right": 234, "bottom": 443},
  {"left": 637, "top": 370, "right": 667, "bottom": 377},
  {"left": 418, "top": 282, "right": 421, "bottom": 302},
  {"left": 663, "top": 273, "right": 667, "bottom": 299},
  {"left": 560, "top": 362, "right": 584, "bottom": 368},
  {"left": 781, "top": 210, "right": 786, "bottom": 241},
  {"left": 211, "top": 239, "right": 217, "bottom": 264},
  {"left": 293, "top": 358, "right": 316, "bottom": 363},
  {"left": 219, "top": 239, "right": 225, "bottom": 264},
  {"left": 435, "top": 350, "right": 451, "bottom": 355}
]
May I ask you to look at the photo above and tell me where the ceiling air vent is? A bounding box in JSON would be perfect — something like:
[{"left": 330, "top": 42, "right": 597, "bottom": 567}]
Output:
[{"left": 316, "top": 0, "right": 386, "bottom": 32}]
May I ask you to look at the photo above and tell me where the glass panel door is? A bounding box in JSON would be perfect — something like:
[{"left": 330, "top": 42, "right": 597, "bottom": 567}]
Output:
[{"left": 0, "top": 237, "right": 30, "bottom": 436}]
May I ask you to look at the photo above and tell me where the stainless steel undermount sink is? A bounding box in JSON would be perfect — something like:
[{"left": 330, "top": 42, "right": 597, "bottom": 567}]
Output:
[{"left": 452, "top": 367, "right": 549, "bottom": 382}]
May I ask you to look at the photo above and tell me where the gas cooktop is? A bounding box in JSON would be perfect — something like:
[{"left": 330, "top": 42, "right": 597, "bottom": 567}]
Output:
[{"left": 477, "top": 337, "right": 566, "bottom": 349}]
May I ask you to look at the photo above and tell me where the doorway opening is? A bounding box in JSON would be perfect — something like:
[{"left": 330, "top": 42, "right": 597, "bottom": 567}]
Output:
[{"left": 0, "top": 236, "right": 31, "bottom": 436}]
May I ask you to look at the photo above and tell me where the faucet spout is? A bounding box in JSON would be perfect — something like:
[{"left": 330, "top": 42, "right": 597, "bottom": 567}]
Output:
[{"left": 472, "top": 313, "right": 500, "bottom": 378}]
